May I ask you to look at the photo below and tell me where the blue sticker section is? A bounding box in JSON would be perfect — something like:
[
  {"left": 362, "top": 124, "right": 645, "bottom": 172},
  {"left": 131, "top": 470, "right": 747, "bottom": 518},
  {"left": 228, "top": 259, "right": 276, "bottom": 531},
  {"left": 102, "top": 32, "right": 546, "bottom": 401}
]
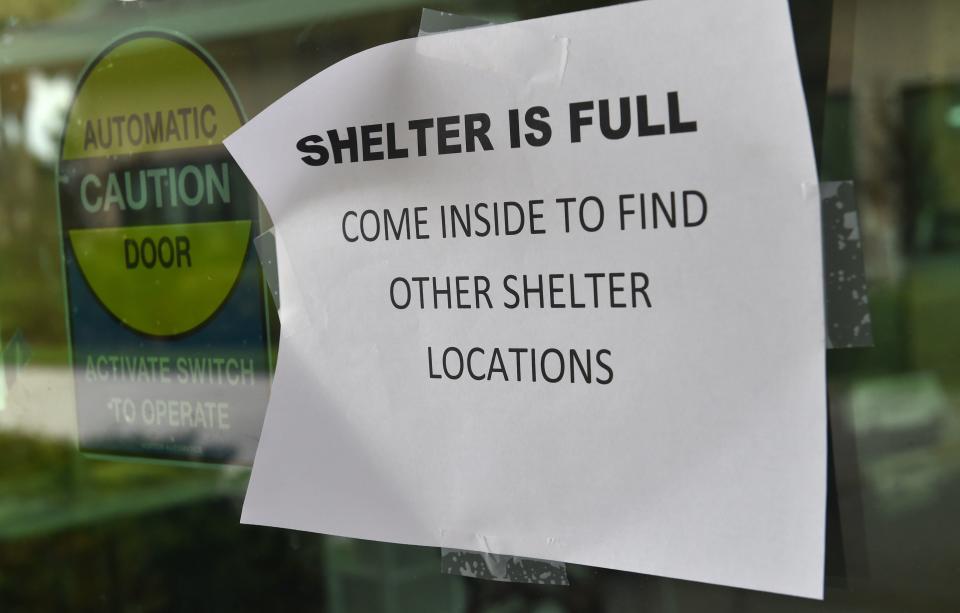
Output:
[{"left": 66, "top": 235, "right": 270, "bottom": 464}]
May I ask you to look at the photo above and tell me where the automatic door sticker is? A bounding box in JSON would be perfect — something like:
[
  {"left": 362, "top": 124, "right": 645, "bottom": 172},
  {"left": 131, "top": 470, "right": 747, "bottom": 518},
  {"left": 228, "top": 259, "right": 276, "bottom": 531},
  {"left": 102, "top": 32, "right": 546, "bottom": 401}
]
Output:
[{"left": 57, "top": 31, "right": 273, "bottom": 464}]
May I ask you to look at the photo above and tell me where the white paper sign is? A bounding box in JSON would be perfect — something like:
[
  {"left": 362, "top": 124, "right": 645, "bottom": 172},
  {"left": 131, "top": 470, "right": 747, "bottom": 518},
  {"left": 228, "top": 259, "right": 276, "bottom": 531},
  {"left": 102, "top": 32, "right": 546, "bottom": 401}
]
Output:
[{"left": 226, "top": 0, "right": 826, "bottom": 599}]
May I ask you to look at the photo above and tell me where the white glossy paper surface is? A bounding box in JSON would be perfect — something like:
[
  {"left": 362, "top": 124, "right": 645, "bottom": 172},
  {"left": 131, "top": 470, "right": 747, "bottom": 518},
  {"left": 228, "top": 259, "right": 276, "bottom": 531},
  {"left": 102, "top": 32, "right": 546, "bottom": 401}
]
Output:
[{"left": 226, "top": 0, "right": 826, "bottom": 598}]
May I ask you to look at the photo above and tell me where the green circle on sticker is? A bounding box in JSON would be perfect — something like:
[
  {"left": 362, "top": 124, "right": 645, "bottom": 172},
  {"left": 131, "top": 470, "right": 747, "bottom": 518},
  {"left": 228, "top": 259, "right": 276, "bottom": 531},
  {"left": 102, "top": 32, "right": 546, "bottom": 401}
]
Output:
[
  {"left": 62, "top": 35, "right": 241, "bottom": 160},
  {"left": 59, "top": 32, "right": 253, "bottom": 337}
]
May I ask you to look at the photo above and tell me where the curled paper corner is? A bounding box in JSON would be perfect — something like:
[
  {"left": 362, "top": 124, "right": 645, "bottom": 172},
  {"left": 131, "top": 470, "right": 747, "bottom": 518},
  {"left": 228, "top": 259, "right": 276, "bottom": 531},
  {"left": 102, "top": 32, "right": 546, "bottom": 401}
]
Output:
[
  {"left": 252, "top": 227, "right": 318, "bottom": 338},
  {"left": 253, "top": 228, "right": 280, "bottom": 308}
]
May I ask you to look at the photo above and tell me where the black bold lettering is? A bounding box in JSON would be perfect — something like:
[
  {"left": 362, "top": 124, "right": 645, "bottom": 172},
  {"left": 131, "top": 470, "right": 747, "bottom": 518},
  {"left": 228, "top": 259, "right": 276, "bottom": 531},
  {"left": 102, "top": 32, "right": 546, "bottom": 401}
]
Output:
[
  {"left": 569, "top": 101, "right": 594, "bottom": 143},
  {"left": 436, "top": 115, "right": 461, "bottom": 155},
  {"left": 297, "top": 135, "right": 329, "bottom": 166},
  {"left": 124, "top": 239, "right": 139, "bottom": 269},
  {"left": 360, "top": 124, "right": 384, "bottom": 161},
  {"left": 176, "top": 236, "right": 192, "bottom": 267},
  {"left": 525, "top": 107, "right": 552, "bottom": 146},
  {"left": 599, "top": 97, "right": 631, "bottom": 139},
  {"left": 668, "top": 92, "right": 698, "bottom": 133},
  {"left": 464, "top": 113, "right": 493, "bottom": 152}
]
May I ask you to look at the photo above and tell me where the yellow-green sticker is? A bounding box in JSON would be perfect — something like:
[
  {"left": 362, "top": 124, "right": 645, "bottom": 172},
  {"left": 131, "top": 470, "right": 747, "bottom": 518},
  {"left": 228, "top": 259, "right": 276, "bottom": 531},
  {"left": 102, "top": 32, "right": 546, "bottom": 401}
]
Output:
[
  {"left": 62, "top": 36, "right": 242, "bottom": 160},
  {"left": 68, "top": 220, "right": 251, "bottom": 336},
  {"left": 57, "top": 30, "right": 272, "bottom": 465},
  {"left": 59, "top": 32, "right": 253, "bottom": 337}
]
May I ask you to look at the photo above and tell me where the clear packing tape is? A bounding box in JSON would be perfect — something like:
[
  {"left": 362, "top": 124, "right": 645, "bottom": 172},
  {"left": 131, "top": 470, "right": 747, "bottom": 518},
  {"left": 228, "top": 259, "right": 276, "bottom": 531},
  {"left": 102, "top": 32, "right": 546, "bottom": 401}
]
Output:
[{"left": 820, "top": 181, "right": 873, "bottom": 349}]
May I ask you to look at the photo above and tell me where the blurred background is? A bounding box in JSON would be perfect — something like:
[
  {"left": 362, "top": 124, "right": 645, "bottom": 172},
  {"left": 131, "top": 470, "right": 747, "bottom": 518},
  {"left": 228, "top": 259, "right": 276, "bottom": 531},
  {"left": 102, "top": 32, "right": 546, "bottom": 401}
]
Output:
[{"left": 1, "top": 0, "right": 959, "bottom": 611}]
